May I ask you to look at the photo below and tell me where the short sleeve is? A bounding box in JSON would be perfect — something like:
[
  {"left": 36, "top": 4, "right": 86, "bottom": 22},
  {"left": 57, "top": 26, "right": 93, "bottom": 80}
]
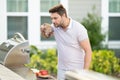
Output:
[{"left": 77, "top": 25, "right": 88, "bottom": 42}]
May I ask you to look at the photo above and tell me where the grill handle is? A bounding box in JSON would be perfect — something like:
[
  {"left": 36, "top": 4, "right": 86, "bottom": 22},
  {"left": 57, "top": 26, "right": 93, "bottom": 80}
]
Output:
[
  {"left": 13, "top": 32, "right": 26, "bottom": 43},
  {"left": 21, "top": 49, "right": 30, "bottom": 53}
]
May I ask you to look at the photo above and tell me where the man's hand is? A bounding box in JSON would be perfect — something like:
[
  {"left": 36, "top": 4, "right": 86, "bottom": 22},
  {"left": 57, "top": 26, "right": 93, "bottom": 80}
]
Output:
[{"left": 40, "top": 23, "right": 53, "bottom": 38}]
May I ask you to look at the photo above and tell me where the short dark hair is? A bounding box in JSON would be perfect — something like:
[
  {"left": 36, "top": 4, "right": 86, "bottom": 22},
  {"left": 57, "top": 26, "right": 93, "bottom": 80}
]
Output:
[{"left": 49, "top": 4, "right": 67, "bottom": 17}]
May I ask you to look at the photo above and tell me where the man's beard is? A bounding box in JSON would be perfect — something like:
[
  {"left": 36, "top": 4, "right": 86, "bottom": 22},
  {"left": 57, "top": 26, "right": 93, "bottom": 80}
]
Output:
[
  {"left": 54, "top": 19, "right": 64, "bottom": 28},
  {"left": 53, "top": 23, "right": 59, "bottom": 28}
]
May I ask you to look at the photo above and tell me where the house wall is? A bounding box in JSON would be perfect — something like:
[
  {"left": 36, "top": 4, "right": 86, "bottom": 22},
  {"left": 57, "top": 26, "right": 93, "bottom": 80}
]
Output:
[
  {"left": 0, "top": 0, "right": 102, "bottom": 48},
  {"left": 68, "top": 0, "right": 101, "bottom": 22}
]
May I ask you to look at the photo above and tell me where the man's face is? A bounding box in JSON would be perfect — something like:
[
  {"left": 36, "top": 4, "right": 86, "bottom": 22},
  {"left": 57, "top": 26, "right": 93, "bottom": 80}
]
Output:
[{"left": 50, "top": 12, "right": 64, "bottom": 28}]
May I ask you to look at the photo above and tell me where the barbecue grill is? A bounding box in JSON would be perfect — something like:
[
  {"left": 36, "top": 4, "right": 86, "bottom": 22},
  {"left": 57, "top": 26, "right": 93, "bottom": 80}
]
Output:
[{"left": 0, "top": 32, "right": 36, "bottom": 80}]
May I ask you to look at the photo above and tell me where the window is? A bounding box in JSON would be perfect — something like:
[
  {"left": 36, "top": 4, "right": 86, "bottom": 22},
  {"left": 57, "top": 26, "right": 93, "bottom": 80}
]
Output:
[
  {"left": 109, "top": 17, "right": 120, "bottom": 40},
  {"left": 109, "top": 0, "right": 120, "bottom": 13},
  {"left": 40, "top": 0, "right": 60, "bottom": 12},
  {"left": 7, "top": 0, "right": 28, "bottom": 12},
  {"left": 108, "top": 0, "right": 120, "bottom": 41},
  {"left": 7, "top": 17, "right": 28, "bottom": 39},
  {"left": 7, "top": 0, "right": 28, "bottom": 39},
  {"left": 41, "top": 16, "right": 51, "bottom": 24}
]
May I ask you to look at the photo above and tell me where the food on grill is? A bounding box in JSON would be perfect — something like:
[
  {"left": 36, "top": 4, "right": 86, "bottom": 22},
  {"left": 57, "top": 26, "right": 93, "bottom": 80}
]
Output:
[{"left": 41, "top": 23, "right": 53, "bottom": 38}]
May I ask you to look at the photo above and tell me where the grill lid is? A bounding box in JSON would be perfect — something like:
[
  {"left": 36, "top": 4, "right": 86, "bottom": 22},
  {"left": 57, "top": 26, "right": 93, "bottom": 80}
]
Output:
[
  {"left": 0, "top": 32, "right": 30, "bottom": 67},
  {"left": 0, "top": 32, "right": 36, "bottom": 80}
]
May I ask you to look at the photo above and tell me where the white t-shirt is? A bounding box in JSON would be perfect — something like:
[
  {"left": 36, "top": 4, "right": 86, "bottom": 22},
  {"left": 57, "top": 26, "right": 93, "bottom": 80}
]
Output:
[{"left": 52, "top": 18, "right": 88, "bottom": 71}]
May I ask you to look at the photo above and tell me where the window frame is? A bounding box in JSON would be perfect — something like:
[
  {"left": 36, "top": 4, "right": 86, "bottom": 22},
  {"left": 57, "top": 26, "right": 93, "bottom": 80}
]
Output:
[{"left": 102, "top": 0, "right": 120, "bottom": 49}]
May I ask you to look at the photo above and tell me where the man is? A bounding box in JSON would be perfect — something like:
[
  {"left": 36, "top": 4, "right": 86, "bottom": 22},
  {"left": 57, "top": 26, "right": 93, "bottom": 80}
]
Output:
[{"left": 41, "top": 4, "right": 92, "bottom": 80}]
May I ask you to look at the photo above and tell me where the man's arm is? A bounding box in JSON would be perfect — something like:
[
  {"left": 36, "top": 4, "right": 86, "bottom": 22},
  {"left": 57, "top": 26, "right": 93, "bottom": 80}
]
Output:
[{"left": 79, "top": 39, "right": 92, "bottom": 69}]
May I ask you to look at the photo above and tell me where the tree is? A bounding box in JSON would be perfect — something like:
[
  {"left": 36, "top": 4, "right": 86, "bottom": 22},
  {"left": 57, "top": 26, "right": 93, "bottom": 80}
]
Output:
[{"left": 81, "top": 9, "right": 105, "bottom": 50}]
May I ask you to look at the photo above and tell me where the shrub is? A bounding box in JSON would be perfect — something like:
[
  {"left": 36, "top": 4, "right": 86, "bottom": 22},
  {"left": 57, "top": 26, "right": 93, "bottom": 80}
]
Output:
[
  {"left": 26, "top": 45, "right": 58, "bottom": 75},
  {"left": 90, "top": 50, "right": 120, "bottom": 77}
]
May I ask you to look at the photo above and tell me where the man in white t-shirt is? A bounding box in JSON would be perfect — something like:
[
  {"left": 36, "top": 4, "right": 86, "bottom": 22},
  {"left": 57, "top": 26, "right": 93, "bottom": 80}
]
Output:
[{"left": 41, "top": 4, "right": 92, "bottom": 80}]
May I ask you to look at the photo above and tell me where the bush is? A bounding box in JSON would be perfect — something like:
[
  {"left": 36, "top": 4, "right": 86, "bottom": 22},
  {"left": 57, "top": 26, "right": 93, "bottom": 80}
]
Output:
[
  {"left": 81, "top": 10, "right": 105, "bottom": 50},
  {"left": 26, "top": 45, "right": 58, "bottom": 75},
  {"left": 90, "top": 50, "right": 120, "bottom": 77}
]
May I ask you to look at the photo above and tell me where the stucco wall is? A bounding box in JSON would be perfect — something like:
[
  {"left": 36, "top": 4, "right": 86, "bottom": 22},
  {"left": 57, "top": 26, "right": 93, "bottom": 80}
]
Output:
[{"left": 68, "top": 0, "right": 101, "bottom": 22}]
